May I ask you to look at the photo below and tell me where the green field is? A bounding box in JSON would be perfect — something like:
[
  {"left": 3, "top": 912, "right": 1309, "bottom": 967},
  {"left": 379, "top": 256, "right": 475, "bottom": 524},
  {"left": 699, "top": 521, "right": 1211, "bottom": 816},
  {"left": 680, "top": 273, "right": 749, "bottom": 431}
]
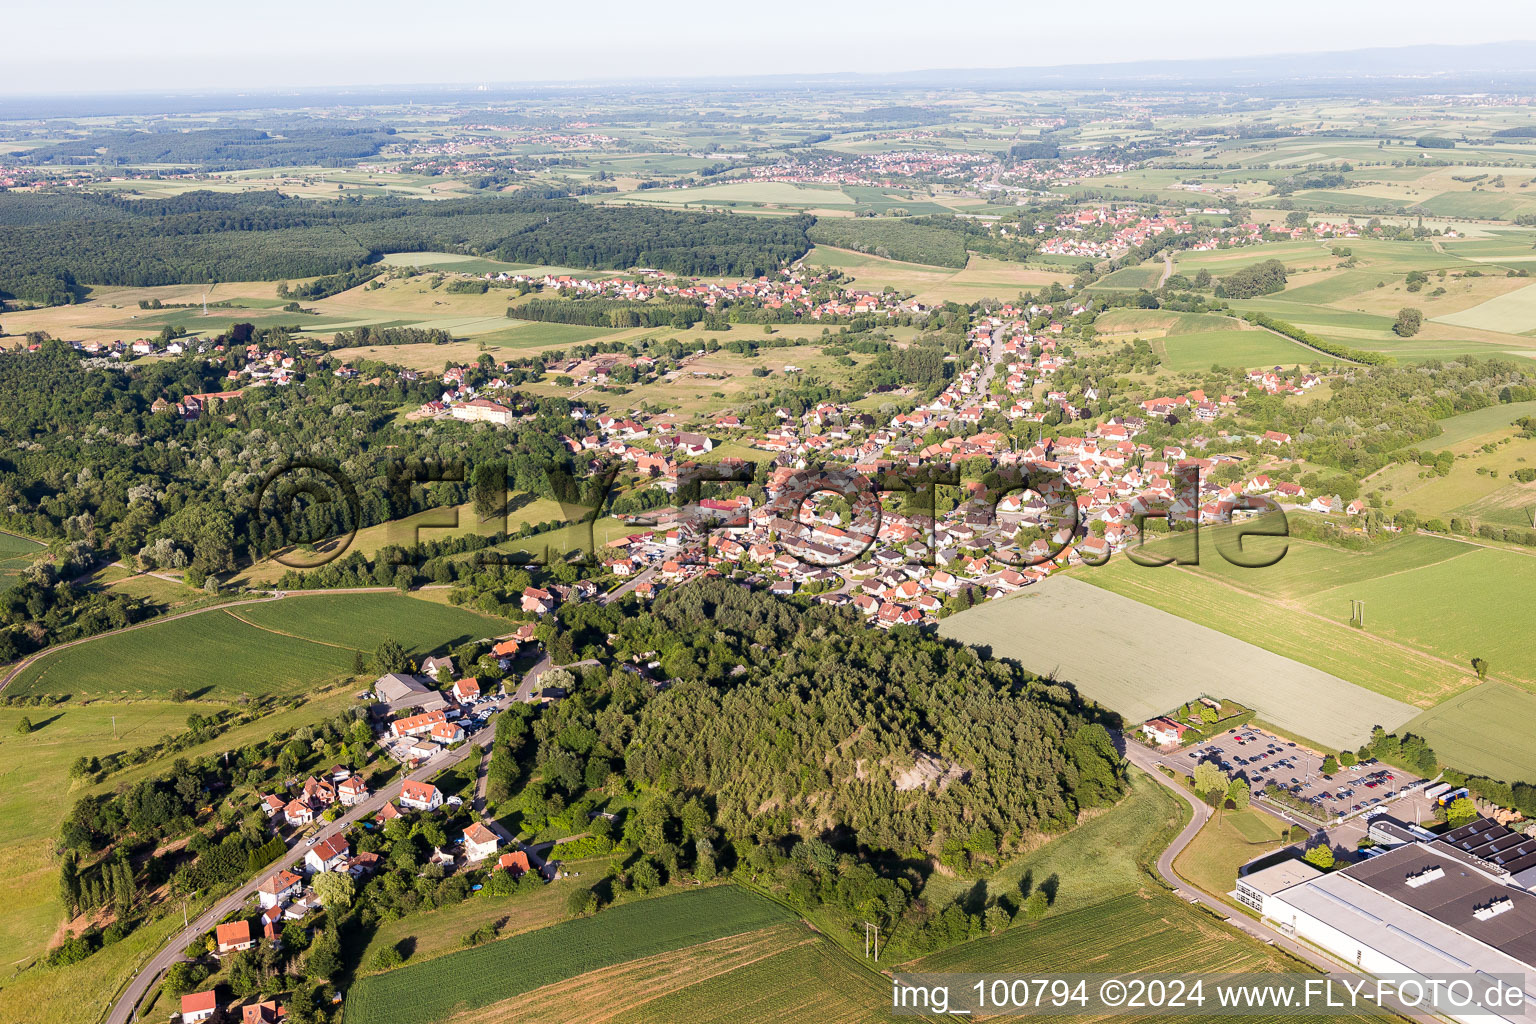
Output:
[
  {"left": 232, "top": 592, "right": 512, "bottom": 652},
  {"left": 0, "top": 688, "right": 357, "bottom": 981},
  {"left": 1415, "top": 400, "right": 1536, "bottom": 449},
  {"left": 346, "top": 885, "right": 792, "bottom": 1024},
  {"left": 434, "top": 921, "right": 899, "bottom": 1024},
  {"left": 1405, "top": 681, "right": 1536, "bottom": 783},
  {"left": 1071, "top": 530, "right": 1486, "bottom": 707},
  {"left": 1310, "top": 544, "right": 1536, "bottom": 684},
  {"left": 908, "top": 889, "right": 1378, "bottom": 1016},
  {"left": 1094, "top": 264, "right": 1165, "bottom": 289},
  {"left": 0, "top": 532, "right": 45, "bottom": 591},
  {"left": 1225, "top": 808, "right": 1288, "bottom": 843},
  {"left": 1159, "top": 329, "right": 1325, "bottom": 371},
  {"left": 8, "top": 593, "right": 512, "bottom": 700},
  {"left": 924, "top": 772, "right": 1182, "bottom": 916}
]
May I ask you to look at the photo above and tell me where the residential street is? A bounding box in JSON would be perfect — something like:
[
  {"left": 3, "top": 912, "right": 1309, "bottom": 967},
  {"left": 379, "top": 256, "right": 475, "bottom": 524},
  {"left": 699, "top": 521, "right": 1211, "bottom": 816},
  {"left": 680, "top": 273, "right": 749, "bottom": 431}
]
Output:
[{"left": 107, "top": 685, "right": 513, "bottom": 1024}]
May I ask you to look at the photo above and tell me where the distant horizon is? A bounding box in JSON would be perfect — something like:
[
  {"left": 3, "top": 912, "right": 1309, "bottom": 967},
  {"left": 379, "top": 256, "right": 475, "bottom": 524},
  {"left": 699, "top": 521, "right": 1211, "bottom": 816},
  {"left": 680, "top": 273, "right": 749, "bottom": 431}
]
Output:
[{"left": 5, "top": 1, "right": 1536, "bottom": 97}]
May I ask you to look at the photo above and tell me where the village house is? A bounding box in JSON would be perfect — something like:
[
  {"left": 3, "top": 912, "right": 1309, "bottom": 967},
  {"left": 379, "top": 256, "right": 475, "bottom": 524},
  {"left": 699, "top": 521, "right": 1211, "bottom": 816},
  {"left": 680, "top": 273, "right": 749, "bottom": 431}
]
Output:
[
  {"left": 215, "top": 919, "right": 254, "bottom": 955},
  {"left": 1141, "top": 717, "right": 1190, "bottom": 746},
  {"left": 462, "top": 821, "right": 501, "bottom": 862},
  {"left": 242, "top": 999, "right": 285, "bottom": 1024},
  {"left": 257, "top": 869, "right": 303, "bottom": 910},
  {"left": 181, "top": 991, "right": 218, "bottom": 1024},
  {"left": 498, "top": 849, "right": 532, "bottom": 878},
  {"left": 304, "top": 834, "right": 350, "bottom": 875},
  {"left": 400, "top": 779, "right": 444, "bottom": 812},
  {"left": 338, "top": 775, "right": 369, "bottom": 807}
]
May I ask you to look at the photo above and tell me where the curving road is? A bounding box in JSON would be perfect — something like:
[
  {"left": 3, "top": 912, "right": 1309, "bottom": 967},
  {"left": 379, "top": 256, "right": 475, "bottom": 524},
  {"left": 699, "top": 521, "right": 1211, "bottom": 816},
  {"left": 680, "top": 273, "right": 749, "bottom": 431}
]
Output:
[
  {"left": 107, "top": 687, "right": 516, "bottom": 1024},
  {"left": 1120, "top": 739, "right": 1436, "bottom": 1022}
]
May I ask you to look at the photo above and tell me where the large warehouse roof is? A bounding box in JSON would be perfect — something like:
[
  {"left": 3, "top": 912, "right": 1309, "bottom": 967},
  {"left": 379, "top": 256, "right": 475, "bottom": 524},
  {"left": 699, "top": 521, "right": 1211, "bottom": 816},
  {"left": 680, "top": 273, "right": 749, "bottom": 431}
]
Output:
[{"left": 1344, "top": 842, "right": 1536, "bottom": 968}]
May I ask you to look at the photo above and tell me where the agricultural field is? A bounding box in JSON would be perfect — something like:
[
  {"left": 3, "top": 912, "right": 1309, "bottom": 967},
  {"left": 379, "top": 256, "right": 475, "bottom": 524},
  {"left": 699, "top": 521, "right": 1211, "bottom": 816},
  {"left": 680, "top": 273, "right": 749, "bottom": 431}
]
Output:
[
  {"left": 1093, "top": 309, "right": 1243, "bottom": 337},
  {"left": 0, "top": 531, "right": 45, "bottom": 591},
  {"left": 1066, "top": 529, "right": 1480, "bottom": 707},
  {"left": 804, "top": 247, "right": 1070, "bottom": 304},
  {"left": 345, "top": 885, "right": 792, "bottom": 1024},
  {"left": 1157, "top": 328, "right": 1326, "bottom": 372},
  {"left": 1404, "top": 682, "right": 1536, "bottom": 783},
  {"left": 938, "top": 574, "right": 1420, "bottom": 749},
  {"left": 376, "top": 251, "right": 534, "bottom": 275},
  {"left": 908, "top": 889, "right": 1373, "bottom": 1011},
  {"left": 1433, "top": 281, "right": 1536, "bottom": 333},
  {"left": 6, "top": 593, "right": 511, "bottom": 700},
  {"left": 1093, "top": 264, "right": 1166, "bottom": 289},
  {"left": 439, "top": 924, "right": 900, "bottom": 1024},
  {"left": 1414, "top": 400, "right": 1536, "bottom": 449}
]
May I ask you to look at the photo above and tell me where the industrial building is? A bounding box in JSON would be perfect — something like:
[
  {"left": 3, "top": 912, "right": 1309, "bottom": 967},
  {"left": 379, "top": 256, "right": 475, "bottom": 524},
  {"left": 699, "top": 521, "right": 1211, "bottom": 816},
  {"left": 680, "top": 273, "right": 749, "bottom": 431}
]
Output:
[{"left": 1244, "top": 817, "right": 1536, "bottom": 1024}]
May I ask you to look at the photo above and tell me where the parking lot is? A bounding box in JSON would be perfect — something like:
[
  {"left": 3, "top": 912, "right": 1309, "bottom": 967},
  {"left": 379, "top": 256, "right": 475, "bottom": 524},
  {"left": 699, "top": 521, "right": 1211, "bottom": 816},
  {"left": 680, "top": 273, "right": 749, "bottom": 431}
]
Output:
[{"left": 1157, "top": 725, "right": 1428, "bottom": 824}]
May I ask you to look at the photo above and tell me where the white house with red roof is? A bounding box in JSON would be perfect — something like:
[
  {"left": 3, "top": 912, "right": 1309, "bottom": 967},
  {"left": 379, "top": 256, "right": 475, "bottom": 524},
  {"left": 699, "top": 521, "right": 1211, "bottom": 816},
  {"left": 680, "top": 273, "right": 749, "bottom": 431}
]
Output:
[
  {"left": 304, "top": 834, "right": 350, "bottom": 875},
  {"left": 1141, "top": 717, "right": 1190, "bottom": 746},
  {"left": 400, "top": 780, "right": 444, "bottom": 812}
]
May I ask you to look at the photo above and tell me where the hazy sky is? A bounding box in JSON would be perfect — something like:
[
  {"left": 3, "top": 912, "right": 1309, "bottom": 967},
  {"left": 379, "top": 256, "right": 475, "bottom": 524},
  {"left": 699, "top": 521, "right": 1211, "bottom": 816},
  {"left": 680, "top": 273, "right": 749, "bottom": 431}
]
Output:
[{"left": 5, "top": 0, "right": 1536, "bottom": 94}]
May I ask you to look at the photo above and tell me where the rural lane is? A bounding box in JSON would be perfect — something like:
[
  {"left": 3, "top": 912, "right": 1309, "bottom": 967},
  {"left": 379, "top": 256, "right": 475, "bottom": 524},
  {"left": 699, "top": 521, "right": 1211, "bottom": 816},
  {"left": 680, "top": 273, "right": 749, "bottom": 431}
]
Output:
[
  {"left": 1119, "top": 739, "right": 1437, "bottom": 1022},
  {"left": 108, "top": 702, "right": 509, "bottom": 1024}
]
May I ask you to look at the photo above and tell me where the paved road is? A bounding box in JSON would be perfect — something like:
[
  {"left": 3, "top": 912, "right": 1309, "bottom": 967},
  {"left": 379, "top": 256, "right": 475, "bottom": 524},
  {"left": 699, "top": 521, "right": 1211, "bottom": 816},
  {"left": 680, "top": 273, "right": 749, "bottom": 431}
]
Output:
[
  {"left": 1158, "top": 250, "right": 1174, "bottom": 288},
  {"left": 1120, "top": 739, "right": 1437, "bottom": 1022},
  {"left": 601, "top": 565, "right": 656, "bottom": 605},
  {"left": 108, "top": 689, "right": 514, "bottom": 1024}
]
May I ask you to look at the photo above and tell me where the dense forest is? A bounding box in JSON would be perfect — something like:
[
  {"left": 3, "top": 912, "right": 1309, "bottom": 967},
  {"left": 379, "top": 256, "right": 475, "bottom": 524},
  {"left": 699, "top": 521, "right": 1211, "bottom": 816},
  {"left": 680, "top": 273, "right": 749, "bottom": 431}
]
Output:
[
  {"left": 472, "top": 580, "right": 1127, "bottom": 952},
  {"left": 806, "top": 216, "right": 970, "bottom": 268},
  {"left": 0, "top": 191, "right": 813, "bottom": 304},
  {"left": 20, "top": 126, "right": 396, "bottom": 170}
]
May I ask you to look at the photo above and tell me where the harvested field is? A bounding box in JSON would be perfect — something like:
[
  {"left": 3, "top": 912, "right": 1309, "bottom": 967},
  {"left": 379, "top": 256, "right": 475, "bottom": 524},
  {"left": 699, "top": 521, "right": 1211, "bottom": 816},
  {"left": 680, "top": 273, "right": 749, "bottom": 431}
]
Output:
[{"left": 938, "top": 575, "right": 1418, "bottom": 749}]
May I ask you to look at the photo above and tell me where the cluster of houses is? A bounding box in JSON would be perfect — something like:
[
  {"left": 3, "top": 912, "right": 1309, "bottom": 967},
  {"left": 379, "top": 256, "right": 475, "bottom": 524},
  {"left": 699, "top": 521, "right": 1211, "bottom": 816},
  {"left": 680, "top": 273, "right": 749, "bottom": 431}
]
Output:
[
  {"left": 180, "top": 990, "right": 284, "bottom": 1024},
  {"left": 481, "top": 264, "right": 925, "bottom": 322},
  {"left": 505, "top": 307, "right": 1339, "bottom": 631},
  {"left": 1031, "top": 205, "right": 1263, "bottom": 259},
  {"left": 258, "top": 765, "right": 370, "bottom": 831}
]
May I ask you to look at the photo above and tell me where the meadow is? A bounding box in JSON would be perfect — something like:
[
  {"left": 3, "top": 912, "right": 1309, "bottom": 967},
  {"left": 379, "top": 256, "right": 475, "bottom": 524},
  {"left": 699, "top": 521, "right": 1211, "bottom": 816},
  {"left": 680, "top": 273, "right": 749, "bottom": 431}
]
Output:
[
  {"left": 1415, "top": 400, "right": 1536, "bottom": 449},
  {"left": 0, "top": 687, "right": 357, "bottom": 980},
  {"left": 922, "top": 772, "right": 1182, "bottom": 916},
  {"left": 0, "top": 531, "right": 45, "bottom": 591},
  {"left": 6, "top": 593, "right": 512, "bottom": 700},
  {"left": 938, "top": 574, "right": 1420, "bottom": 750},
  {"left": 345, "top": 885, "right": 792, "bottom": 1024},
  {"left": 1157, "top": 328, "right": 1327, "bottom": 372}
]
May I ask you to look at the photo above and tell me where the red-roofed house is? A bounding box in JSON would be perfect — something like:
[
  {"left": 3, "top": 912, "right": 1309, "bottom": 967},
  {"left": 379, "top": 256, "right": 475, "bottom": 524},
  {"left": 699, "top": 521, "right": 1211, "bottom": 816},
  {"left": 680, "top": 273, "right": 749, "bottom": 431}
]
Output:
[
  {"left": 498, "top": 849, "right": 532, "bottom": 878},
  {"left": 452, "top": 677, "right": 481, "bottom": 703},
  {"left": 182, "top": 991, "right": 218, "bottom": 1024},
  {"left": 462, "top": 822, "right": 500, "bottom": 862},
  {"left": 216, "top": 919, "right": 254, "bottom": 954},
  {"left": 258, "top": 869, "right": 303, "bottom": 909},
  {"left": 400, "top": 780, "right": 443, "bottom": 812},
  {"left": 1141, "top": 717, "right": 1190, "bottom": 747},
  {"left": 304, "top": 834, "right": 350, "bottom": 875}
]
